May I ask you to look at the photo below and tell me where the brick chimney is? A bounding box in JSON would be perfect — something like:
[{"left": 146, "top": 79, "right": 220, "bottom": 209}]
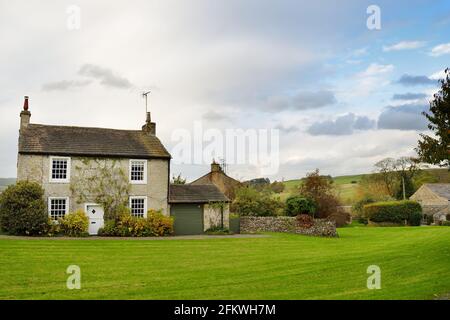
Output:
[
  {"left": 20, "top": 96, "right": 31, "bottom": 130},
  {"left": 142, "top": 111, "right": 156, "bottom": 135}
]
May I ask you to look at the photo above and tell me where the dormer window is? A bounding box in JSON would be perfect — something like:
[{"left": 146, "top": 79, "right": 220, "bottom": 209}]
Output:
[
  {"left": 49, "top": 157, "right": 71, "bottom": 183},
  {"left": 129, "top": 159, "right": 147, "bottom": 184}
]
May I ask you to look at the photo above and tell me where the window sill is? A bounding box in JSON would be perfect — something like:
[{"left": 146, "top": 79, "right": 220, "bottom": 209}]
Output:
[
  {"left": 49, "top": 179, "right": 70, "bottom": 184},
  {"left": 130, "top": 181, "right": 147, "bottom": 185}
]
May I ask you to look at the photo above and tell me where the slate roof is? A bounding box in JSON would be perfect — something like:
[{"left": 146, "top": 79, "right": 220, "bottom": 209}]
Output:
[
  {"left": 425, "top": 183, "right": 450, "bottom": 200},
  {"left": 169, "top": 184, "right": 230, "bottom": 203},
  {"left": 18, "top": 124, "right": 171, "bottom": 159}
]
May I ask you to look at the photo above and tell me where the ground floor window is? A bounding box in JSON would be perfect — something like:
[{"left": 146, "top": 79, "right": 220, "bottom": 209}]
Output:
[
  {"left": 129, "top": 196, "right": 147, "bottom": 218},
  {"left": 48, "top": 197, "right": 69, "bottom": 220}
]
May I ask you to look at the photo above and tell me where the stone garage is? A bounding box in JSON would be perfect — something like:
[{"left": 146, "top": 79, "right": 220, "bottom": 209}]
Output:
[{"left": 169, "top": 184, "right": 230, "bottom": 235}]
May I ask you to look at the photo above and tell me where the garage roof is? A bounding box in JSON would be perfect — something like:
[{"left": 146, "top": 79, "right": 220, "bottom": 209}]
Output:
[{"left": 169, "top": 184, "right": 230, "bottom": 203}]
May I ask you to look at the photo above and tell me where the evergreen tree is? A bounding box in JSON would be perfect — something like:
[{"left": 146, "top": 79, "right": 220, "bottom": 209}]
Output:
[{"left": 416, "top": 68, "right": 450, "bottom": 168}]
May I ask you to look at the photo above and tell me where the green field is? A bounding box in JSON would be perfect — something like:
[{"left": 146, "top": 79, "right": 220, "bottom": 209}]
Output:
[
  {"left": 0, "top": 178, "right": 15, "bottom": 193},
  {"left": 281, "top": 169, "right": 450, "bottom": 205},
  {"left": 0, "top": 227, "right": 449, "bottom": 300}
]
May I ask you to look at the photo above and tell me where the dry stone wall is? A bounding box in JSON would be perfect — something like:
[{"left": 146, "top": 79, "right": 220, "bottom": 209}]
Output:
[{"left": 240, "top": 216, "right": 337, "bottom": 237}]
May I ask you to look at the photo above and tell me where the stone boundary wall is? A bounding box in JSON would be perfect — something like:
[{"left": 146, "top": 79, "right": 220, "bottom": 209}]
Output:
[{"left": 240, "top": 216, "right": 337, "bottom": 237}]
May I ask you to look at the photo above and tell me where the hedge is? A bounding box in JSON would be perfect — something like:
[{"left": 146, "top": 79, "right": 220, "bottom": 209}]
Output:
[{"left": 363, "top": 200, "right": 422, "bottom": 226}]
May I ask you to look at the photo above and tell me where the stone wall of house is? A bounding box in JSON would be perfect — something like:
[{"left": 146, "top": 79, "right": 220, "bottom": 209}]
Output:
[
  {"left": 239, "top": 216, "right": 337, "bottom": 237},
  {"left": 17, "top": 154, "right": 169, "bottom": 214},
  {"left": 203, "top": 203, "right": 230, "bottom": 231},
  {"left": 421, "top": 204, "right": 449, "bottom": 216}
]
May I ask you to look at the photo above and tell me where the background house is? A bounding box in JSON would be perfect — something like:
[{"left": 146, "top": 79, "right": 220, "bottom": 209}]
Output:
[
  {"left": 410, "top": 183, "right": 450, "bottom": 221},
  {"left": 190, "top": 160, "right": 242, "bottom": 200}
]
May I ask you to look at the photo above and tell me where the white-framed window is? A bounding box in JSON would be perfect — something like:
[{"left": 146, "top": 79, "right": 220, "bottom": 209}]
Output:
[
  {"left": 49, "top": 156, "right": 71, "bottom": 183},
  {"left": 129, "top": 159, "right": 147, "bottom": 184},
  {"left": 129, "top": 196, "right": 148, "bottom": 218},
  {"left": 48, "top": 197, "right": 69, "bottom": 220}
]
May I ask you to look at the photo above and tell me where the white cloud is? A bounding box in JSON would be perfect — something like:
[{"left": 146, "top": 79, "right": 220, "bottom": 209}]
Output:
[
  {"left": 360, "top": 63, "right": 394, "bottom": 77},
  {"left": 429, "top": 69, "right": 447, "bottom": 80},
  {"left": 430, "top": 43, "right": 450, "bottom": 56},
  {"left": 383, "top": 41, "right": 425, "bottom": 52}
]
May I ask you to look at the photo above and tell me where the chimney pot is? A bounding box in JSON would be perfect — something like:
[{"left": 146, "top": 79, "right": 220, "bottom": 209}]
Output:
[
  {"left": 23, "top": 96, "right": 29, "bottom": 111},
  {"left": 20, "top": 96, "right": 31, "bottom": 130}
]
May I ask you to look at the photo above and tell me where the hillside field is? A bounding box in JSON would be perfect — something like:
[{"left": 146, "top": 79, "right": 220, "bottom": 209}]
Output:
[{"left": 280, "top": 168, "right": 450, "bottom": 205}]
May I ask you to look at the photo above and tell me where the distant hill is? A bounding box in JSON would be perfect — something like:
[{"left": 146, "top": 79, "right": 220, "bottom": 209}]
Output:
[
  {"left": 0, "top": 178, "right": 16, "bottom": 192},
  {"left": 281, "top": 168, "right": 450, "bottom": 205}
]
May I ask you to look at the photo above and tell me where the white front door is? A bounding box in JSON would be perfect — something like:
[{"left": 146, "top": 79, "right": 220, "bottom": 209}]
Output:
[{"left": 87, "top": 205, "right": 104, "bottom": 235}]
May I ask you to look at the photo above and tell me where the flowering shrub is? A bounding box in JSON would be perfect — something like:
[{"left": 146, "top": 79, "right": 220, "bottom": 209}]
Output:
[
  {"left": 98, "top": 209, "right": 173, "bottom": 237},
  {"left": 58, "top": 210, "right": 89, "bottom": 237}
]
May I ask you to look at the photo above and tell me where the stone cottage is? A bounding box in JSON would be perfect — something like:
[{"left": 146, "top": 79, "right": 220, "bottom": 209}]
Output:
[
  {"left": 410, "top": 183, "right": 450, "bottom": 222},
  {"left": 17, "top": 96, "right": 229, "bottom": 235}
]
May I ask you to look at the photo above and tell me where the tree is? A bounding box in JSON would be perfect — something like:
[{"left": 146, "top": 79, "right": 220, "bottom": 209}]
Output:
[
  {"left": 172, "top": 173, "right": 186, "bottom": 185},
  {"left": 285, "top": 196, "right": 316, "bottom": 217},
  {"left": 372, "top": 157, "right": 422, "bottom": 199},
  {"left": 374, "top": 158, "right": 397, "bottom": 196},
  {"left": 298, "top": 169, "right": 341, "bottom": 218},
  {"left": 416, "top": 68, "right": 450, "bottom": 168},
  {"left": 392, "top": 157, "right": 421, "bottom": 199},
  {"left": 231, "top": 186, "right": 284, "bottom": 216}
]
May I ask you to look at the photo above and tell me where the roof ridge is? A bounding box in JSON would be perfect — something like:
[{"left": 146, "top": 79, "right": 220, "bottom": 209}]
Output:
[{"left": 28, "top": 123, "right": 142, "bottom": 132}]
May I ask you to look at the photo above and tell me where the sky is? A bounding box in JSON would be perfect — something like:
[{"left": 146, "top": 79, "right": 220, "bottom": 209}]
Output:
[{"left": 0, "top": 0, "right": 449, "bottom": 181}]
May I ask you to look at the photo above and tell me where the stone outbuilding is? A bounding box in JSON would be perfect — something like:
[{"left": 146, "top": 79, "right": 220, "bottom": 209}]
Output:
[{"left": 410, "top": 183, "right": 450, "bottom": 222}]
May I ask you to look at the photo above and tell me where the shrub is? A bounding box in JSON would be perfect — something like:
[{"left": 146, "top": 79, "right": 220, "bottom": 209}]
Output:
[
  {"left": 205, "top": 226, "right": 232, "bottom": 235},
  {"left": 363, "top": 200, "right": 422, "bottom": 226},
  {"left": 147, "top": 209, "right": 174, "bottom": 236},
  {"left": 0, "top": 181, "right": 48, "bottom": 235},
  {"left": 408, "top": 211, "right": 423, "bottom": 226},
  {"left": 231, "top": 186, "right": 284, "bottom": 216},
  {"left": 98, "top": 209, "right": 173, "bottom": 237},
  {"left": 441, "top": 221, "right": 450, "bottom": 226},
  {"left": 270, "top": 181, "right": 285, "bottom": 194},
  {"left": 296, "top": 214, "right": 314, "bottom": 228},
  {"left": 446, "top": 214, "right": 450, "bottom": 221},
  {"left": 352, "top": 195, "right": 394, "bottom": 224},
  {"left": 59, "top": 210, "right": 89, "bottom": 236},
  {"left": 285, "top": 196, "right": 316, "bottom": 217},
  {"left": 352, "top": 196, "right": 377, "bottom": 216},
  {"left": 425, "top": 214, "right": 434, "bottom": 225},
  {"left": 328, "top": 210, "right": 351, "bottom": 227}
]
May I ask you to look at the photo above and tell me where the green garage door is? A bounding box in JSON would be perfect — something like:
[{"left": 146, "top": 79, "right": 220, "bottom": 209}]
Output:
[{"left": 171, "top": 204, "right": 204, "bottom": 235}]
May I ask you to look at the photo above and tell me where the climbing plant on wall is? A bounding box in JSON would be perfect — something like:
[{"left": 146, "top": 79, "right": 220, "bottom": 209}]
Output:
[{"left": 70, "top": 158, "right": 131, "bottom": 220}]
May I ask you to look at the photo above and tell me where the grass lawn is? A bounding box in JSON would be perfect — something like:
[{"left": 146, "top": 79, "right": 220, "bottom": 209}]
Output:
[{"left": 0, "top": 227, "right": 449, "bottom": 300}]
